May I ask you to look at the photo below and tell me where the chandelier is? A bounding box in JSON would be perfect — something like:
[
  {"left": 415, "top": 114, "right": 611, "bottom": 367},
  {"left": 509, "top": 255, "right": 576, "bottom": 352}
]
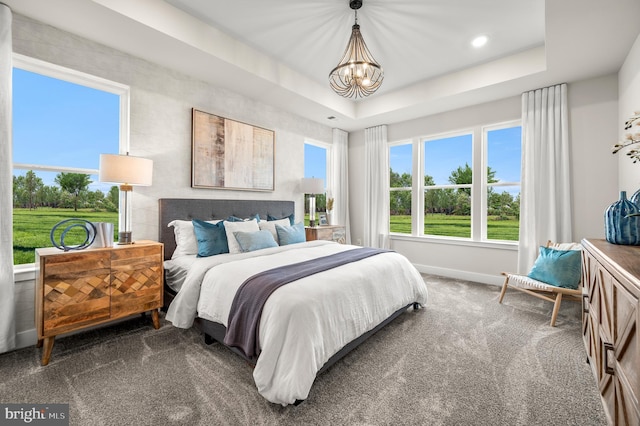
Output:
[{"left": 328, "top": 0, "right": 383, "bottom": 98}]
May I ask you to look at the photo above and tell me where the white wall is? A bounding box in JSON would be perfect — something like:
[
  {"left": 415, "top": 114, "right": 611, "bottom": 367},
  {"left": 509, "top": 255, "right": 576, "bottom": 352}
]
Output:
[
  {"left": 618, "top": 33, "right": 640, "bottom": 192},
  {"left": 11, "top": 14, "right": 332, "bottom": 347},
  {"left": 349, "top": 75, "right": 619, "bottom": 284}
]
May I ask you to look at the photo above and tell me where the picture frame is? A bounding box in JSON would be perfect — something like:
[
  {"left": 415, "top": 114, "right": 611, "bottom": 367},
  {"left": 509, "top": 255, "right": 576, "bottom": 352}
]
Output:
[
  {"left": 318, "top": 214, "right": 328, "bottom": 226},
  {"left": 191, "top": 108, "right": 275, "bottom": 191}
]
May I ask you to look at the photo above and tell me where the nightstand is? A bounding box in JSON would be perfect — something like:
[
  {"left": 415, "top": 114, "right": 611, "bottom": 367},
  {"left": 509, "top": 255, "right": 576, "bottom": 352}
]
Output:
[
  {"left": 305, "top": 225, "right": 346, "bottom": 244},
  {"left": 35, "top": 240, "right": 163, "bottom": 365}
]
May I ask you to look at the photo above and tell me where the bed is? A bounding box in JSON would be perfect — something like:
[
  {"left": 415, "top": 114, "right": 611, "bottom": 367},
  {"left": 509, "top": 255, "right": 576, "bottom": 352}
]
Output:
[{"left": 158, "top": 198, "right": 428, "bottom": 405}]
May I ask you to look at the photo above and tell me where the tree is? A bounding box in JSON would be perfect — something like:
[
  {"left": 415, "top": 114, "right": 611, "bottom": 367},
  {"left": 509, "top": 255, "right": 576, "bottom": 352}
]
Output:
[
  {"left": 12, "top": 172, "right": 43, "bottom": 209},
  {"left": 448, "top": 163, "right": 497, "bottom": 195},
  {"left": 107, "top": 186, "right": 119, "bottom": 206},
  {"left": 390, "top": 169, "right": 413, "bottom": 215},
  {"left": 37, "top": 185, "right": 56, "bottom": 208},
  {"left": 55, "top": 173, "right": 91, "bottom": 211},
  {"left": 23, "top": 170, "right": 43, "bottom": 209}
]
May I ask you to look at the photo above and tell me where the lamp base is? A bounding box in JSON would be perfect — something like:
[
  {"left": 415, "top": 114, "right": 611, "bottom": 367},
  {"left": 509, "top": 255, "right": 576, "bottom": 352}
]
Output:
[
  {"left": 309, "top": 220, "right": 316, "bottom": 227},
  {"left": 117, "top": 231, "right": 133, "bottom": 245}
]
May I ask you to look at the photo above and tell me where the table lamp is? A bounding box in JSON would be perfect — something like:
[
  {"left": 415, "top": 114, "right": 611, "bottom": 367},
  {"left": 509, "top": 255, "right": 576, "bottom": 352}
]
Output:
[
  {"left": 99, "top": 153, "right": 153, "bottom": 244},
  {"left": 300, "top": 177, "right": 324, "bottom": 227}
]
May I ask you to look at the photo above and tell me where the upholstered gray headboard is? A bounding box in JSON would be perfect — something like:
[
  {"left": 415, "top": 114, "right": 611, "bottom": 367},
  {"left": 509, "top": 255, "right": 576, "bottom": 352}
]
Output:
[{"left": 158, "top": 198, "right": 295, "bottom": 260}]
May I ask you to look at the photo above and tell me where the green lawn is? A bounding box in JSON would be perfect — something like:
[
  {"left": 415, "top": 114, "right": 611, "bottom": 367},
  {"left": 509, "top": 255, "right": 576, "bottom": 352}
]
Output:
[
  {"left": 13, "top": 209, "right": 517, "bottom": 265},
  {"left": 390, "top": 214, "right": 519, "bottom": 241},
  {"left": 13, "top": 208, "right": 118, "bottom": 265}
]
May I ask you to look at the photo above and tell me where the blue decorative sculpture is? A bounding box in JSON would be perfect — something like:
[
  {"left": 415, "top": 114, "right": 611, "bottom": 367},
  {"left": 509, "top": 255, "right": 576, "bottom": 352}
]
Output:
[{"left": 50, "top": 219, "right": 97, "bottom": 251}]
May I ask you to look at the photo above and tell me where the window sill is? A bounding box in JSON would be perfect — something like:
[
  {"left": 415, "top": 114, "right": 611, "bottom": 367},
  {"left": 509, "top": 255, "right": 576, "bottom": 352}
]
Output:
[
  {"left": 389, "top": 233, "right": 518, "bottom": 251},
  {"left": 14, "top": 263, "right": 36, "bottom": 282}
]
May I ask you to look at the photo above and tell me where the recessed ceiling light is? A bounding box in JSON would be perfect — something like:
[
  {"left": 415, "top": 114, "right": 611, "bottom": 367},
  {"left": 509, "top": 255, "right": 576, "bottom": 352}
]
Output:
[{"left": 471, "top": 35, "right": 488, "bottom": 48}]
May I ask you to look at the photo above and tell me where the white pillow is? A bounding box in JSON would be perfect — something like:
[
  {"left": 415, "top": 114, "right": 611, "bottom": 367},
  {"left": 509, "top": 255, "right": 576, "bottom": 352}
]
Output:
[
  {"left": 168, "top": 219, "right": 220, "bottom": 259},
  {"left": 224, "top": 219, "right": 260, "bottom": 254},
  {"left": 258, "top": 218, "right": 290, "bottom": 244}
]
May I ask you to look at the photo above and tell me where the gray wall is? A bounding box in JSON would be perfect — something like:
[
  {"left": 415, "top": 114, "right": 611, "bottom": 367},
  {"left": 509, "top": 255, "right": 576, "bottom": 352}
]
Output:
[
  {"left": 618, "top": 33, "right": 640, "bottom": 192},
  {"left": 349, "top": 74, "right": 619, "bottom": 284}
]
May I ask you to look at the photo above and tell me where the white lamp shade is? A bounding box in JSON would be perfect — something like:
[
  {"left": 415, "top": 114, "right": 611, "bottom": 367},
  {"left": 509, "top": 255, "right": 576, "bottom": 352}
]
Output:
[
  {"left": 300, "top": 177, "right": 324, "bottom": 194},
  {"left": 99, "top": 154, "right": 153, "bottom": 186}
]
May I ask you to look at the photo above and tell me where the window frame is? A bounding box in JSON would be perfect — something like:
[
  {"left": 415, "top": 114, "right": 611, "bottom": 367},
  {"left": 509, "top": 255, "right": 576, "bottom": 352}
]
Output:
[
  {"left": 389, "top": 139, "right": 415, "bottom": 234},
  {"left": 481, "top": 120, "right": 522, "bottom": 242},
  {"left": 304, "top": 138, "right": 332, "bottom": 192},
  {"left": 12, "top": 54, "right": 130, "bottom": 266},
  {"left": 388, "top": 120, "right": 522, "bottom": 245},
  {"left": 421, "top": 130, "right": 474, "bottom": 239}
]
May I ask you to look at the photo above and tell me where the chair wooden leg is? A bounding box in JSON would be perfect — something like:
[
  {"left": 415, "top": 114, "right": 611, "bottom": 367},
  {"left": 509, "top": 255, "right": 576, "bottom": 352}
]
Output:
[
  {"left": 550, "top": 292, "right": 563, "bottom": 327},
  {"left": 498, "top": 276, "right": 509, "bottom": 304}
]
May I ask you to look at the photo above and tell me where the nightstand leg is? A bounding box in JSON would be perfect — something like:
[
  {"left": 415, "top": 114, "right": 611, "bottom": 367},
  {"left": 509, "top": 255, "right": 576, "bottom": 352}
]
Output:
[
  {"left": 151, "top": 309, "right": 160, "bottom": 329},
  {"left": 41, "top": 336, "right": 55, "bottom": 366},
  {"left": 36, "top": 338, "right": 43, "bottom": 348}
]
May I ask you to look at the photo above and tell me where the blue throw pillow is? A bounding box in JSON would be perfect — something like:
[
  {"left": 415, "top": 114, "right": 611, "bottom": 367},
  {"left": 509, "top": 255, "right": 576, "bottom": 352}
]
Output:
[
  {"left": 233, "top": 230, "right": 278, "bottom": 253},
  {"left": 527, "top": 246, "right": 581, "bottom": 289},
  {"left": 268, "top": 213, "right": 295, "bottom": 225},
  {"left": 275, "top": 222, "right": 306, "bottom": 246},
  {"left": 226, "top": 214, "right": 261, "bottom": 222},
  {"left": 192, "top": 219, "right": 229, "bottom": 257}
]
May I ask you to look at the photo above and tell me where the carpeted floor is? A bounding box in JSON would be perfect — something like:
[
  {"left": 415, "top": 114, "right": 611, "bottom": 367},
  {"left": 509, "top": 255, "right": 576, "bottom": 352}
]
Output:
[{"left": 0, "top": 275, "right": 606, "bottom": 426}]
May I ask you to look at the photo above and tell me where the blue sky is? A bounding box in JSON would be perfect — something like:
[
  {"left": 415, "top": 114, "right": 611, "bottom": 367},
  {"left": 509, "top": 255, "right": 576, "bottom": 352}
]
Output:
[
  {"left": 304, "top": 144, "right": 327, "bottom": 186},
  {"left": 390, "top": 128, "right": 521, "bottom": 187},
  {"left": 12, "top": 68, "right": 119, "bottom": 192}
]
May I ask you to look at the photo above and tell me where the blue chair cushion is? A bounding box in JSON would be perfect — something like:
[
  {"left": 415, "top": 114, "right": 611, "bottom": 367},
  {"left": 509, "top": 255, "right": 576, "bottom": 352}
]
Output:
[{"left": 527, "top": 246, "right": 581, "bottom": 289}]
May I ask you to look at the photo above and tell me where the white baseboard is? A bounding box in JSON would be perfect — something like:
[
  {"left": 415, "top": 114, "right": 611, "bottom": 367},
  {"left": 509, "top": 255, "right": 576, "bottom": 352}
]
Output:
[
  {"left": 413, "top": 263, "right": 504, "bottom": 286},
  {"left": 15, "top": 328, "right": 37, "bottom": 350}
]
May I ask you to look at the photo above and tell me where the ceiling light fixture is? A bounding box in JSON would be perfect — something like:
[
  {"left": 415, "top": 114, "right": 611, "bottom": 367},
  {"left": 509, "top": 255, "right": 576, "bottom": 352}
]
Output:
[
  {"left": 328, "top": 0, "right": 383, "bottom": 98},
  {"left": 471, "top": 35, "right": 488, "bottom": 48}
]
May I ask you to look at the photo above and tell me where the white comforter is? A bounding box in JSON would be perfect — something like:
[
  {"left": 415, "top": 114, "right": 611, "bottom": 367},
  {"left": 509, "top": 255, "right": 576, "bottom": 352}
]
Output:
[{"left": 166, "top": 240, "right": 428, "bottom": 405}]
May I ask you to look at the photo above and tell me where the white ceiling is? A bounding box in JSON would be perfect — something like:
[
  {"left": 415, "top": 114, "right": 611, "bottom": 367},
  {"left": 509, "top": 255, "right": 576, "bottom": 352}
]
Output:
[
  {"left": 4, "top": 0, "right": 640, "bottom": 131},
  {"left": 164, "top": 0, "right": 545, "bottom": 95}
]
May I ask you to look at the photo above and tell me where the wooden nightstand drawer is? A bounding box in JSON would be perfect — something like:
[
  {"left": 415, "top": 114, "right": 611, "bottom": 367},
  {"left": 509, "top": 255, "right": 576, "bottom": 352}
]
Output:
[
  {"left": 35, "top": 241, "right": 164, "bottom": 365},
  {"left": 305, "top": 225, "right": 346, "bottom": 244}
]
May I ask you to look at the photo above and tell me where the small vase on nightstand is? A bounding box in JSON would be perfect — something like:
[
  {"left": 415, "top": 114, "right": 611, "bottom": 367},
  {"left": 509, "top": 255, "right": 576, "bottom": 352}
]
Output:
[{"left": 326, "top": 211, "right": 334, "bottom": 225}]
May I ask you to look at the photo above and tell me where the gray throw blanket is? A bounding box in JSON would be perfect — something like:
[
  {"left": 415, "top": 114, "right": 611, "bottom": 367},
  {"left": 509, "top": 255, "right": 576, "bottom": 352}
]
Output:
[{"left": 224, "top": 247, "right": 390, "bottom": 359}]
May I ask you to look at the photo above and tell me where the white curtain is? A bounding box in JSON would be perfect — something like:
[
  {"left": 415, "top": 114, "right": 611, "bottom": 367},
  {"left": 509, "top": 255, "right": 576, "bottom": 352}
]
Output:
[
  {"left": 364, "top": 125, "right": 389, "bottom": 248},
  {"left": 518, "top": 83, "right": 572, "bottom": 273},
  {"left": 330, "top": 128, "right": 351, "bottom": 243},
  {"left": 0, "top": 3, "right": 15, "bottom": 353}
]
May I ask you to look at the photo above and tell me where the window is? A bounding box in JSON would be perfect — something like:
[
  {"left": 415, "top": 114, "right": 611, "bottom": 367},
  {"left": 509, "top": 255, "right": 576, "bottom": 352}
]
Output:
[
  {"left": 423, "top": 133, "right": 473, "bottom": 238},
  {"left": 12, "top": 55, "right": 128, "bottom": 265},
  {"left": 304, "top": 141, "right": 330, "bottom": 222},
  {"left": 388, "top": 121, "right": 521, "bottom": 243},
  {"left": 389, "top": 142, "right": 412, "bottom": 234},
  {"left": 484, "top": 124, "right": 521, "bottom": 241}
]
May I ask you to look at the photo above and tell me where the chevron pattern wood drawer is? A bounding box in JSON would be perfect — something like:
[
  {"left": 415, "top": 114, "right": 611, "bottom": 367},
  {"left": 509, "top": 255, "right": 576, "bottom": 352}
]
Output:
[
  {"left": 36, "top": 241, "right": 163, "bottom": 366},
  {"left": 581, "top": 239, "right": 640, "bottom": 426}
]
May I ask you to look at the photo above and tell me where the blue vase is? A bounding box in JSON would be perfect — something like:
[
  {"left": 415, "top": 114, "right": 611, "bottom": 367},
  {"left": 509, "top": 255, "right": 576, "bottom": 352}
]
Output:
[
  {"left": 631, "top": 187, "right": 640, "bottom": 206},
  {"left": 605, "top": 191, "right": 640, "bottom": 245}
]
